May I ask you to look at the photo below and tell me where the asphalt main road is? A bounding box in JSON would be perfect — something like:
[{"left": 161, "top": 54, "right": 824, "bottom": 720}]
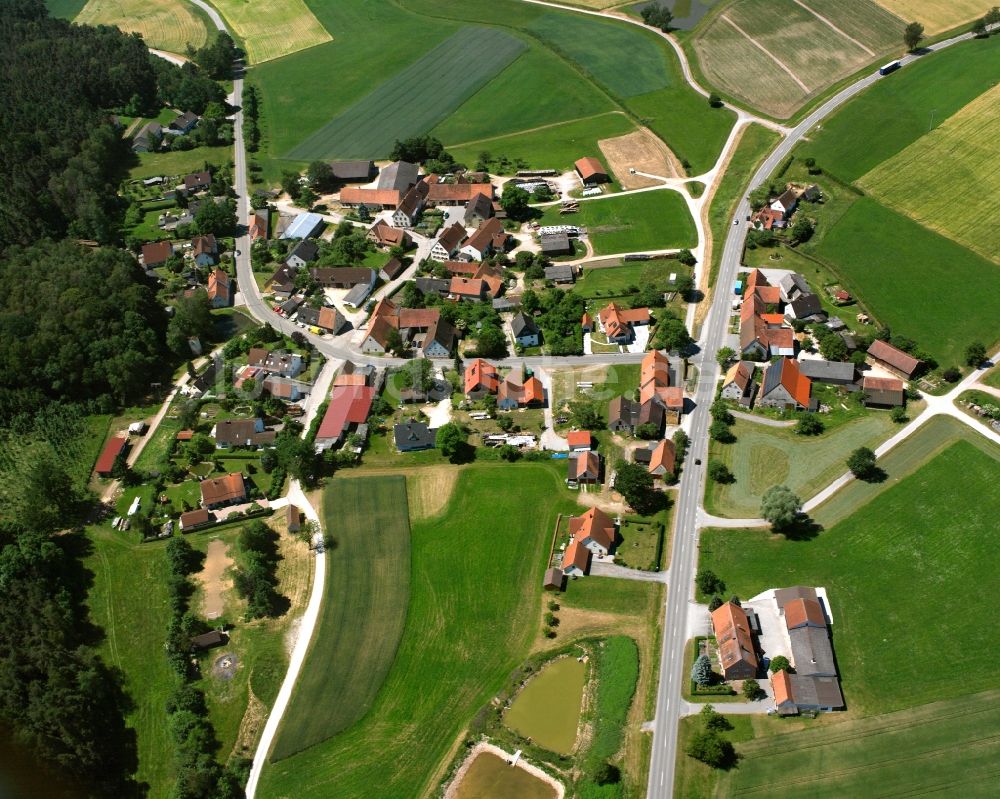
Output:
[{"left": 644, "top": 26, "right": 986, "bottom": 799}]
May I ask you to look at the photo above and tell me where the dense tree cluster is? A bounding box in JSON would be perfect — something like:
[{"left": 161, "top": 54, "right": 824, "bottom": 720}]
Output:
[
  {"left": 194, "top": 32, "right": 237, "bottom": 80},
  {"left": 531, "top": 289, "right": 586, "bottom": 356},
  {"left": 0, "top": 241, "right": 168, "bottom": 420},
  {"left": 686, "top": 705, "right": 736, "bottom": 768},
  {"left": 614, "top": 459, "right": 669, "bottom": 515},
  {"left": 149, "top": 55, "right": 226, "bottom": 116},
  {"left": 640, "top": 3, "right": 674, "bottom": 31},
  {"left": 389, "top": 135, "right": 462, "bottom": 173},
  {"left": 234, "top": 521, "right": 285, "bottom": 619}
]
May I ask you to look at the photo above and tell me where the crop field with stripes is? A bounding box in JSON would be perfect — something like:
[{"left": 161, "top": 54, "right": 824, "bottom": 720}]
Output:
[
  {"left": 212, "top": 0, "right": 332, "bottom": 64},
  {"left": 692, "top": 0, "right": 905, "bottom": 118},
  {"left": 75, "top": 0, "right": 210, "bottom": 53},
  {"left": 286, "top": 26, "right": 526, "bottom": 160}
]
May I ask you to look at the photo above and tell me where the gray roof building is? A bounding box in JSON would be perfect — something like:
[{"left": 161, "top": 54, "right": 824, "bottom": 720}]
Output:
[
  {"left": 540, "top": 232, "right": 573, "bottom": 257},
  {"left": 511, "top": 312, "right": 539, "bottom": 339},
  {"left": 797, "top": 359, "right": 857, "bottom": 385},
  {"left": 544, "top": 263, "right": 575, "bottom": 282},
  {"left": 394, "top": 420, "right": 435, "bottom": 451},
  {"left": 329, "top": 160, "right": 377, "bottom": 182},
  {"left": 787, "top": 674, "right": 844, "bottom": 710},
  {"left": 378, "top": 161, "right": 419, "bottom": 192},
  {"left": 788, "top": 625, "right": 837, "bottom": 677}
]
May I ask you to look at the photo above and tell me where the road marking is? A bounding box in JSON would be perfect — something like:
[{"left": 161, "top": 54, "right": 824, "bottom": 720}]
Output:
[
  {"left": 721, "top": 14, "right": 810, "bottom": 93},
  {"left": 790, "top": 0, "right": 875, "bottom": 57}
]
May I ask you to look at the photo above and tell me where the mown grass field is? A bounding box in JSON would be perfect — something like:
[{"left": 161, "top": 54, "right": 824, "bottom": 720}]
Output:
[
  {"left": 720, "top": 691, "right": 1000, "bottom": 798},
  {"left": 704, "top": 412, "right": 897, "bottom": 518},
  {"left": 858, "top": 83, "right": 1000, "bottom": 264},
  {"left": 75, "top": 0, "right": 210, "bottom": 53},
  {"left": 212, "top": 0, "right": 331, "bottom": 64},
  {"left": 560, "top": 575, "right": 662, "bottom": 617},
  {"left": 128, "top": 145, "right": 232, "bottom": 180},
  {"left": 258, "top": 465, "right": 580, "bottom": 798},
  {"left": 692, "top": 0, "right": 901, "bottom": 118},
  {"left": 797, "top": 34, "right": 1000, "bottom": 181},
  {"left": 431, "top": 47, "right": 616, "bottom": 147},
  {"left": 45, "top": 0, "right": 88, "bottom": 18},
  {"left": 812, "top": 197, "right": 1000, "bottom": 367},
  {"left": 287, "top": 27, "right": 525, "bottom": 160},
  {"left": 874, "top": 0, "right": 987, "bottom": 34},
  {"left": 700, "top": 435, "right": 1000, "bottom": 716},
  {"left": 269, "top": 476, "right": 411, "bottom": 761},
  {"left": 707, "top": 123, "right": 781, "bottom": 284},
  {"left": 449, "top": 113, "right": 636, "bottom": 175},
  {"left": 539, "top": 190, "right": 697, "bottom": 255}
]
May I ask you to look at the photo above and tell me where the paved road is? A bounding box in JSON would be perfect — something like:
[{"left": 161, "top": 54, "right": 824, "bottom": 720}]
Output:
[{"left": 644, "top": 26, "right": 986, "bottom": 799}]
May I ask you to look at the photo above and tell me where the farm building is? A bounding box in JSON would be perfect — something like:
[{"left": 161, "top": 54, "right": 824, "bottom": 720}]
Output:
[
  {"left": 562, "top": 539, "right": 590, "bottom": 577},
  {"left": 340, "top": 188, "right": 402, "bottom": 209},
  {"left": 759, "top": 358, "right": 813, "bottom": 411},
  {"left": 543, "top": 567, "right": 564, "bottom": 591},
  {"left": 286, "top": 240, "right": 319, "bottom": 269},
  {"left": 394, "top": 420, "right": 435, "bottom": 452},
  {"left": 179, "top": 508, "right": 213, "bottom": 532},
  {"left": 797, "top": 359, "right": 857, "bottom": 386},
  {"left": 541, "top": 233, "right": 574, "bottom": 257},
  {"left": 296, "top": 305, "right": 347, "bottom": 335},
  {"left": 368, "top": 220, "right": 411, "bottom": 249},
  {"left": 721, "top": 361, "right": 757, "bottom": 407},
  {"left": 94, "top": 435, "right": 127, "bottom": 477},
  {"left": 315, "top": 385, "right": 375, "bottom": 451},
  {"left": 866, "top": 340, "right": 923, "bottom": 380},
  {"left": 281, "top": 212, "right": 325, "bottom": 240},
  {"left": 575, "top": 157, "right": 610, "bottom": 186},
  {"left": 329, "top": 160, "right": 377, "bottom": 183},
  {"left": 377, "top": 161, "right": 420, "bottom": 192},
  {"left": 566, "top": 431, "right": 594, "bottom": 452},
  {"left": 310, "top": 267, "right": 376, "bottom": 290},
  {"left": 862, "top": 375, "right": 905, "bottom": 408}
]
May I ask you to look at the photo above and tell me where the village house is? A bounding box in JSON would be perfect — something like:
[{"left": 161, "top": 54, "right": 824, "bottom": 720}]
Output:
[
  {"left": 862, "top": 375, "right": 905, "bottom": 408},
  {"left": 464, "top": 359, "right": 500, "bottom": 399},
  {"left": 463, "top": 193, "right": 493, "bottom": 226},
  {"left": 199, "top": 472, "right": 246, "bottom": 509},
  {"left": 567, "top": 450, "right": 601, "bottom": 486},
  {"left": 866, "top": 339, "right": 923, "bottom": 380},
  {"left": 566, "top": 430, "right": 594, "bottom": 452},
  {"left": 740, "top": 271, "right": 796, "bottom": 358},
  {"left": 184, "top": 171, "right": 212, "bottom": 193},
  {"left": 263, "top": 376, "right": 310, "bottom": 402},
  {"left": 394, "top": 420, "right": 436, "bottom": 452},
  {"left": 575, "top": 156, "right": 610, "bottom": 186},
  {"left": 131, "top": 121, "right": 161, "bottom": 153},
  {"left": 286, "top": 240, "right": 319, "bottom": 269},
  {"left": 759, "top": 357, "right": 814, "bottom": 411},
  {"left": 608, "top": 395, "right": 665, "bottom": 436},
  {"left": 192, "top": 234, "right": 218, "bottom": 267},
  {"left": 212, "top": 418, "right": 275, "bottom": 449},
  {"left": 512, "top": 313, "right": 540, "bottom": 348},
  {"left": 380, "top": 258, "right": 406, "bottom": 282},
  {"left": 430, "top": 223, "right": 467, "bottom": 262},
  {"left": 142, "top": 240, "right": 174, "bottom": 269},
  {"left": 391, "top": 179, "right": 429, "bottom": 228},
  {"left": 647, "top": 439, "right": 676, "bottom": 480},
  {"left": 179, "top": 508, "right": 213, "bottom": 532},
  {"left": 169, "top": 111, "right": 199, "bottom": 134},
  {"left": 420, "top": 319, "right": 457, "bottom": 358},
  {"left": 711, "top": 601, "right": 759, "bottom": 680},
  {"left": 361, "top": 300, "right": 455, "bottom": 358},
  {"left": 449, "top": 277, "right": 487, "bottom": 303},
  {"left": 207, "top": 268, "right": 232, "bottom": 308},
  {"left": 721, "top": 361, "right": 757, "bottom": 407},
  {"left": 540, "top": 233, "right": 574, "bottom": 258},
  {"left": 248, "top": 348, "right": 303, "bottom": 378},
  {"left": 314, "top": 384, "right": 375, "bottom": 451},
  {"left": 459, "top": 218, "right": 511, "bottom": 261},
  {"left": 329, "top": 160, "right": 377, "bottom": 184},
  {"left": 597, "top": 302, "right": 651, "bottom": 344},
  {"left": 249, "top": 208, "right": 269, "bottom": 241},
  {"left": 569, "top": 507, "right": 616, "bottom": 556},
  {"left": 367, "top": 220, "right": 411, "bottom": 250},
  {"left": 497, "top": 369, "right": 544, "bottom": 410},
  {"left": 561, "top": 538, "right": 590, "bottom": 577},
  {"left": 296, "top": 305, "right": 348, "bottom": 335}
]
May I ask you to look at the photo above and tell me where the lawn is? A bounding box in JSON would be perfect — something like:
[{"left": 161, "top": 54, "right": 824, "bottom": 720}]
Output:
[
  {"left": 797, "top": 34, "right": 1000, "bottom": 181},
  {"left": 699, "top": 435, "right": 1000, "bottom": 716},
  {"left": 575, "top": 262, "right": 667, "bottom": 299},
  {"left": 560, "top": 575, "right": 662, "bottom": 617},
  {"left": 211, "top": 0, "right": 331, "bottom": 64},
  {"left": 128, "top": 145, "right": 233, "bottom": 181},
  {"left": 707, "top": 123, "right": 781, "bottom": 285},
  {"left": 704, "top": 412, "right": 898, "bottom": 518},
  {"left": 431, "top": 46, "right": 617, "bottom": 147},
  {"left": 873, "top": 0, "right": 987, "bottom": 34},
  {"left": 268, "top": 476, "right": 412, "bottom": 761},
  {"left": 539, "top": 190, "right": 697, "bottom": 255},
  {"left": 75, "top": 0, "right": 210, "bottom": 53},
  {"left": 449, "top": 113, "right": 637, "bottom": 175},
  {"left": 858, "top": 82, "right": 1000, "bottom": 264},
  {"left": 983, "top": 367, "right": 1000, "bottom": 390},
  {"left": 286, "top": 27, "right": 525, "bottom": 160},
  {"left": 258, "top": 465, "right": 580, "bottom": 798},
  {"left": 720, "top": 691, "right": 1000, "bottom": 798},
  {"left": 811, "top": 197, "right": 1000, "bottom": 367}
]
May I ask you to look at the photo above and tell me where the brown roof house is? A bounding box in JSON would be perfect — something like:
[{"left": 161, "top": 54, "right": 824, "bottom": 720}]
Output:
[
  {"left": 212, "top": 418, "right": 274, "bottom": 449},
  {"left": 179, "top": 508, "right": 213, "bottom": 532},
  {"left": 866, "top": 340, "right": 923, "bottom": 380},
  {"left": 368, "top": 220, "right": 411, "bottom": 250},
  {"left": 142, "top": 240, "right": 174, "bottom": 269},
  {"left": 569, "top": 507, "right": 616, "bottom": 556},
  {"left": 199, "top": 472, "right": 246, "bottom": 509},
  {"left": 647, "top": 439, "right": 676, "bottom": 480},
  {"left": 575, "top": 157, "right": 610, "bottom": 186},
  {"left": 567, "top": 450, "right": 601, "bottom": 486},
  {"left": 862, "top": 375, "right": 905, "bottom": 408},
  {"left": 721, "top": 361, "right": 757, "bottom": 407},
  {"left": 429, "top": 222, "right": 467, "bottom": 262},
  {"left": 711, "top": 601, "right": 759, "bottom": 680}
]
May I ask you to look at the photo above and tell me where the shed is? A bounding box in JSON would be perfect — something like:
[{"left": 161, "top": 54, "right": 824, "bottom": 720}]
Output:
[
  {"left": 190, "top": 630, "right": 228, "bottom": 651},
  {"left": 543, "top": 567, "right": 564, "bottom": 591},
  {"left": 574, "top": 157, "right": 610, "bottom": 186},
  {"left": 286, "top": 503, "right": 301, "bottom": 533},
  {"left": 95, "top": 435, "right": 127, "bottom": 477}
]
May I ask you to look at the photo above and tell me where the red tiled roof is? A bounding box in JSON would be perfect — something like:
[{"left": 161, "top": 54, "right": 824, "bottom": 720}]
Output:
[
  {"left": 566, "top": 430, "right": 593, "bottom": 449},
  {"left": 771, "top": 668, "right": 793, "bottom": 705},
  {"left": 207, "top": 268, "right": 230, "bottom": 303},
  {"left": 94, "top": 435, "right": 127, "bottom": 474},
  {"left": 569, "top": 507, "right": 614, "bottom": 550},
  {"left": 462, "top": 218, "right": 504, "bottom": 255},
  {"left": 784, "top": 598, "right": 826, "bottom": 629},
  {"left": 180, "top": 508, "right": 211, "bottom": 529},
  {"left": 340, "top": 187, "right": 402, "bottom": 207},
  {"left": 563, "top": 538, "right": 589, "bottom": 573},
  {"left": 142, "top": 240, "right": 173, "bottom": 265},
  {"left": 464, "top": 359, "right": 499, "bottom": 395},
  {"left": 711, "top": 601, "right": 759, "bottom": 674},
  {"left": 444, "top": 260, "right": 478, "bottom": 276},
  {"left": 641, "top": 349, "right": 670, "bottom": 389},
  {"left": 450, "top": 277, "right": 485, "bottom": 297},
  {"left": 648, "top": 439, "right": 675, "bottom": 476},
  {"left": 778, "top": 357, "right": 812, "bottom": 408},
  {"left": 317, "top": 385, "right": 375, "bottom": 441},
  {"left": 862, "top": 375, "right": 904, "bottom": 392},
  {"left": 425, "top": 181, "right": 492, "bottom": 203},
  {"left": 522, "top": 376, "right": 544, "bottom": 405}
]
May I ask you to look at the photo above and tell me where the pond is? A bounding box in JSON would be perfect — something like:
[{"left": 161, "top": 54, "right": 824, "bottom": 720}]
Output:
[
  {"left": 504, "top": 656, "right": 586, "bottom": 754},
  {"left": 632, "top": 0, "right": 718, "bottom": 30},
  {"left": 189, "top": 461, "right": 215, "bottom": 477},
  {"left": 452, "top": 752, "right": 557, "bottom": 799}
]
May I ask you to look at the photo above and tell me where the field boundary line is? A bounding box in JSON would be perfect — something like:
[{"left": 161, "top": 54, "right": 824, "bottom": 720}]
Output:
[
  {"left": 720, "top": 14, "right": 810, "bottom": 93},
  {"left": 792, "top": 0, "right": 875, "bottom": 56},
  {"left": 445, "top": 110, "right": 627, "bottom": 149}
]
